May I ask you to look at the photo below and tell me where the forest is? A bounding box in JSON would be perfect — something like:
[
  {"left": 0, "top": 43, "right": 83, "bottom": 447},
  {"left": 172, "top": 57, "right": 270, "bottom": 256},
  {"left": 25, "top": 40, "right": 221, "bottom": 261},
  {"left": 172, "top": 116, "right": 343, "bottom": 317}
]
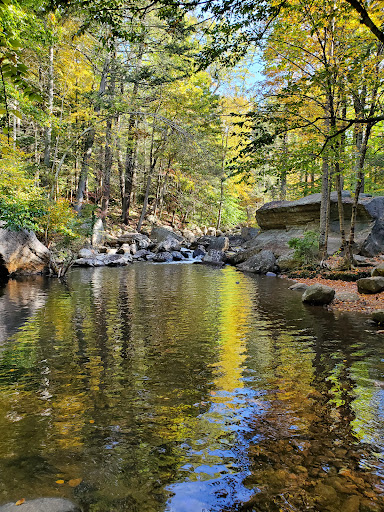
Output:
[{"left": 0, "top": 0, "right": 383, "bottom": 258}]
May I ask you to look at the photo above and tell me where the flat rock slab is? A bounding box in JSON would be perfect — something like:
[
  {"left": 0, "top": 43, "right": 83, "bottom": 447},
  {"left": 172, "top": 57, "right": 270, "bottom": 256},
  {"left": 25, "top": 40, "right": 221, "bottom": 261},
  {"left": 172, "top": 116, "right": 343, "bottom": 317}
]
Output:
[
  {"left": 0, "top": 498, "right": 80, "bottom": 512},
  {"left": 289, "top": 283, "right": 309, "bottom": 291},
  {"left": 302, "top": 284, "right": 335, "bottom": 305},
  {"left": 335, "top": 292, "right": 360, "bottom": 302}
]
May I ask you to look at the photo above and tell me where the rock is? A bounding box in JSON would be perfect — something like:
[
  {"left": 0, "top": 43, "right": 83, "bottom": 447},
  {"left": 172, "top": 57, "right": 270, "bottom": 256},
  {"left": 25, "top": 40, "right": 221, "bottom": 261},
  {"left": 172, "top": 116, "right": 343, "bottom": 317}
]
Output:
[
  {"left": 156, "top": 236, "right": 181, "bottom": 252},
  {"left": 193, "top": 246, "right": 206, "bottom": 258},
  {"left": 106, "top": 248, "right": 117, "bottom": 255},
  {"left": 108, "top": 254, "right": 132, "bottom": 266},
  {"left": 237, "top": 250, "right": 277, "bottom": 274},
  {"left": 180, "top": 248, "right": 193, "bottom": 259},
  {"left": 0, "top": 498, "right": 80, "bottom": 512},
  {"left": 132, "top": 249, "right": 151, "bottom": 260},
  {"left": 207, "top": 227, "right": 216, "bottom": 236},
  {"left": 227, "top": 235, "right": 246, "bottom": 248},
  {"left": 241, "top": 227, "right": 259, "bottom": 240},
  {"left": 145, "top": 253, "right": 155, "bottom": 261},
  {"left": 302, "top": 284, "right": 335, "bottom": 305},
  {"left": 193, "top": 236, "right": 216, "bottom": 249},
  {"left": 207, "top": 236, "right": 229, "bottom": 251},
  {"left": 117, "top": 233, "right": 150, "bottom": 249},
  {"left": 73, "top": 258, "right": 102, "bottom": 267},
  {"left": 372, "top": 310, "right": 384, "bottom": 324},
  {"left": 171, "top": 251, "right": 184, "bottom": 261},
  {"left": 150, "top": 226, "right": 184, "bottom": 243},
  {"left": 256, "top": 192, "right": 384, "bottom": 257},
  {"left": 92, "top": 218, "right": 105, "bottom": 247},
  {"left": 335, "top": 292, "right": 360, "bottom": 302},
  {"left": 182, "top": 229, "right": 196, "bottom": 243},
  {"left": 266, "top": 272, "right": 277, "bottom": 277},
  {"left": 116, "top": 244, "right": 131, "bottom": 255},
  {"left": 357, "top": 276, "right": 384, "bottom": 294},
  {"left": 229, "top": 247, "right": 260, "bottom": 266},
  {"left": 354, "top": 254, "right": 375, "bottom": 266},
  {"left": 202, "top": 249, "right": 225, "bottom": 265},
  {"left": 130, "top": 243, "right": 137, "bottom": 255},
  {"left": 289, "top": 282, "right": 309, "bottom": 291},
  {"left": 78, "top": 248, "right": 95, "bottom": 259},
  {"left": 340, "top": 495, "right": 360, "bottom": 512},
  {"left": 277, "top": 250, "right": 301, "bottom": 271},
  {"left": 0, "top": 228, "right": 50, "bottom": 275},
  {"left": 372, "top": 263, "right": 384, "bottom": 276},
  {"left": 153, "top": 251, "right": 173, "bottom": 262}
]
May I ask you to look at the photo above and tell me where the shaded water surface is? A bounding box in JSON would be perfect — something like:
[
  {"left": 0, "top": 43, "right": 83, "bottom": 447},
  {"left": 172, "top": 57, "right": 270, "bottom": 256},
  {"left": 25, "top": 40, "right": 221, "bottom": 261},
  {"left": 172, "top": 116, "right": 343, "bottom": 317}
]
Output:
[{"left": 0, "top": 264, "right": 384, "bottom": 511}]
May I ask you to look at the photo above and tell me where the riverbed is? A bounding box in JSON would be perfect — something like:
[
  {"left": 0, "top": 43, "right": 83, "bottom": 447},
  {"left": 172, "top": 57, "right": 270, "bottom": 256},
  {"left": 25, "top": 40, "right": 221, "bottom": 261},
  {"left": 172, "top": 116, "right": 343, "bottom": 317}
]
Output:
[{"left": 0, "top": 264, "right": 383, "bottom": 511}]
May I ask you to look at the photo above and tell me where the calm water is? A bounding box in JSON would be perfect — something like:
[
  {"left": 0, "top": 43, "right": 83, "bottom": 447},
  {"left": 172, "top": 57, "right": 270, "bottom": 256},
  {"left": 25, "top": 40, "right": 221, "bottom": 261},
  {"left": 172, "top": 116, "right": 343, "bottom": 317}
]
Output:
[{"left": 0, "top": 264, "right": 384, "bottom": 512}]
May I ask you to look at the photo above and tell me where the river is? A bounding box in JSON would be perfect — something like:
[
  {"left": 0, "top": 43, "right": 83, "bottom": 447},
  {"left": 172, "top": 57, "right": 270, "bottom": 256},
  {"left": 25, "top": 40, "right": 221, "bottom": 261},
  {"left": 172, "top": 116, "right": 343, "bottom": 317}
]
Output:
[{"left": 0, "top": 264, "right": 383, "bottom": 511}]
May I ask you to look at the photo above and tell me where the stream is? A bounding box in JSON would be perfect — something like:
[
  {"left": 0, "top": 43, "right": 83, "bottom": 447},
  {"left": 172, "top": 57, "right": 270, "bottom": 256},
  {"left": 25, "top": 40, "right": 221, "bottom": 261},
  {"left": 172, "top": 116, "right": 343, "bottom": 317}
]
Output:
[{"left": 0, "top": 264, "right": 383, "bottom": 511}]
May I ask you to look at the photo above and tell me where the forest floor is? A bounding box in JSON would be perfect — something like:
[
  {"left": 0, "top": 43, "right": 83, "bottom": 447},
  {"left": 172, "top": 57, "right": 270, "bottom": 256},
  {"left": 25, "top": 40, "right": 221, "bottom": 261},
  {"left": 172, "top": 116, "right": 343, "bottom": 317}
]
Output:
[{"left": 287, "top": 254, "right": 384, "bottom": 315}]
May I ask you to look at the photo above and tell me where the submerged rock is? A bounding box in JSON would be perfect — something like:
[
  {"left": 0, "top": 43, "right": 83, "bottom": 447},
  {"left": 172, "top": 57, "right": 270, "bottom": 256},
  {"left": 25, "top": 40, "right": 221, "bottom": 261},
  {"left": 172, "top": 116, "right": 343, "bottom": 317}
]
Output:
[
  {"left": 237, "top": 250, "right": 277, "bottom": 274},
  {"left": 357, "top": 277, "right": 384, "bottom": 294},
  {"left": 0, "top": 498, "right": 80, "bottom": 512},
  {"left": 289, "top": 283, "right": 309, "bottom": 291},
  {"left": 372, "top": 310, "right": 384, "bottom": 324},
  {"left": 302, "top": 284, "right": 335, "bottom": 305}
]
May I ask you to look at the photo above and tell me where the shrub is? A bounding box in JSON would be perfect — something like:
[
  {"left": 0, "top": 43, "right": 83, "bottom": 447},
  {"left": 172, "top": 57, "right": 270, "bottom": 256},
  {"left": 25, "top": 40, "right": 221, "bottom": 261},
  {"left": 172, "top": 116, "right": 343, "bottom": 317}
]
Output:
[{"left": 288, "top": 230, "right": 319, "bottom": 264}]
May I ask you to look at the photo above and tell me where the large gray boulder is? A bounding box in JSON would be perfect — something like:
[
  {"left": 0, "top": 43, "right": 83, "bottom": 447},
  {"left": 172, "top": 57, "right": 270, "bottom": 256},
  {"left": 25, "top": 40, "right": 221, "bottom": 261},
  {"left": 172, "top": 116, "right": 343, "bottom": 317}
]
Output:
[
  {"left": 207, "top": 236, "right": 229, "bottom": 251},
  {"left": 0, "top": 228, "right": 50, "bottom": 275},
  {"left": 117, "top": 232, "right": 150, "bottom": 249},
  {"left": 156, "top": 236, "right": 181, "bottom": 252},
  {"left": 256, "top": 192, "right": 384, "bottom": 257},
  {"left": 150, "top": 226, "right": 184, "bottom": 243},
  {"left": 202, "top": 249, "right": 225, "bottom": 265},
  {"left": 153, "top": 251, "right": 173, "bottom": 262},
  {"left": 357, "top": 277, "right": 384, "bottom": 294},
  {"left": 302, "top": 284, "right": 335, "bottom": 305},
  {"left": 0, "top": 498, "right": 80, "bottom": 512},
  {"left": 237, "top": 250, "right": 277, "bottom": 274}
]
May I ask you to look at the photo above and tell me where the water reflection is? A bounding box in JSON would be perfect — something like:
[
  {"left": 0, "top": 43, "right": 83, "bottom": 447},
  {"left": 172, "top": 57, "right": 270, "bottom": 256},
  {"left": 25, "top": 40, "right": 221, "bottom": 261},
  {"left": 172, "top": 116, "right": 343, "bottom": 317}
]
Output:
[{"left": 0, "top": 266, "right": 382, "bottom": 511}]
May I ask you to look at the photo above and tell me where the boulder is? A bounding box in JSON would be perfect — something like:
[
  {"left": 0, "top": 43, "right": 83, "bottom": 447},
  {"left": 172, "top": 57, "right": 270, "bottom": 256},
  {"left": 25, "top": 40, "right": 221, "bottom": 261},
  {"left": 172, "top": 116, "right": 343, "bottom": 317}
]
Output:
[
  {"left": 116, "top": 243, "right": 131, "bottom": 254},
  {"left": 78, "top": 248, "right": 95, "bottom": 259},
  {"left": 0, "top": 228, "right": 50, "bottom": 275},
  {"left": 73, "top": 257, "right": 104, "bottom": 267},
  {"left": 289, "top": 282, "right": 309, "bottom": 291},
  {"left": 372, "top": 263, "right": 384, "bottom": 277},
  {"left": 357, "top": 277, "right": 384, "bottom": 294},
  {"left": 241, "top": 227, "right": 259, "bottom": 240},
  {"left": 354, "top": 254, "right": 376, "bottom": 267},
  {"left": 237, "top": 250, "right": 277, "bottom": 274},
  {"left": 207, "top": 236, "right": 229, "bottom": 251},
  {"left": 227, "top": 235, "right": 246, "bottom": 248},
  {"left": 156, "top": 236, "right": 181, "bottom": 252},
  {"left": 153, "top": 251, "right": 173, "bottom": 262},
  {"left": 0, "top": 498, "right": 80, "bottom": 512},
  {"left": 207, "top": 227, "right": 216, "bottom": 236},
  {"left": 171, "top": 251, "right": 185, "bottom": 261},
  {"left": 150, "top": 226, "right": 184, "bottom": 243},
  {"left": 182, "top": 229, "right": 196, "bottom": 243},
  {"left": 117, "top": 232, "right": 150, "bottom": 249},
  {"left": 193, "top": 236, "right": 216, "bottom": 249},
  {"left": 277, "top": 250, "right": 301, "bottom": 271},
  {"left": 372, "top": 310, "right": 384, "bottom": 324},
  {"left": 302, "top": 284, "right": 335, "bottom": 305},
  {"left": 256, "top": 192, "right": 384, "bottom": 257},
  {"left": 335, "top": 292, "right": 360, "bottom": 302},
  {"left": 193, "top": 246, "right": 206, "bottom": 258},
  {"left": 202, "top": 249, "right": 225, "bottom": 265},
  {"left": 132, "top": 249, "right": 151, "bottom": 260}
]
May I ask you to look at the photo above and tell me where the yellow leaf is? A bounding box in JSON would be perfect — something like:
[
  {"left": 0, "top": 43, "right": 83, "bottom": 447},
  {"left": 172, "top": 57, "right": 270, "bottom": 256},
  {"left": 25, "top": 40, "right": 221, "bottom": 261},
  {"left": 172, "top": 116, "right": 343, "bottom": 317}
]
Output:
[
  {"left": 89, "top": 420, "right": 94, "bottom": 424},
  {"left": 68, "top": 478, "right": 82, "bottom": 488},
  {"left": 55, "top": 480, "right": 64, "bottom": 484},
  {"left": 15, "top": 499, "right": 25, "bottom": 506}
]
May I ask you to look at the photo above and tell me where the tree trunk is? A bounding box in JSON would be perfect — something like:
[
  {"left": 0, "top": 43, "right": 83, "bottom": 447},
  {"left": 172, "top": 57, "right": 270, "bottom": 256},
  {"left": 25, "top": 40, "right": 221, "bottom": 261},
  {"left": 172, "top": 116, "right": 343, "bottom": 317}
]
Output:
[
  {"left": 216, "top": 177, "right": 224, "bottom": 230},
  {"left": 319, "top": 155, "right": 330, "bottom": 260},
  {"left": 44, "top": 45, "right": 54, "bottom": 168},
  {"left": 74, "top": 53, "right": 111, "bottom": 213}
]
